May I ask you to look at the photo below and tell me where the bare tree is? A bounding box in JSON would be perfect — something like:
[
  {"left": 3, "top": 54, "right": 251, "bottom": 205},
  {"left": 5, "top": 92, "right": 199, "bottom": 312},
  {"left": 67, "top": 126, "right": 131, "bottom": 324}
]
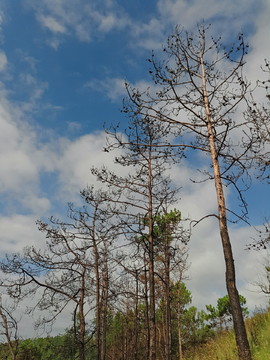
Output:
[
  {"left": 92, "top": 115, "right": 184, "bottom": 360},
  {"left": 122, "top": 23, "right": 253, "bottom": 359},
  {"left": 0, "top": 188, "right": 119, "bottom": 360},
  {"left": 0, "top": 296, "right": 19, "bottom": 360},
  {"left": 80, "top": 186, "right": 121, "bottom": 360}
]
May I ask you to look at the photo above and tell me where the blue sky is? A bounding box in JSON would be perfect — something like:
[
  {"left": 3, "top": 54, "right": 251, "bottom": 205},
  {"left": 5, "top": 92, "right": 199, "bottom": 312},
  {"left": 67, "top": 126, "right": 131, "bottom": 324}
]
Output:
[{"left": 0, "top": 0, "right": 270, "bottom": 336}]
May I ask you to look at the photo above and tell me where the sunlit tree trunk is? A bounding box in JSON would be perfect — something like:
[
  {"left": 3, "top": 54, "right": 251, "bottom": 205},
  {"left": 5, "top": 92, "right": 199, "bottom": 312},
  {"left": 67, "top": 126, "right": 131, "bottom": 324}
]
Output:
[
  {"left": 101, "top": 244, "right": 108, "bottom": 360},
  {"left": 201, "top": 52, "right": 251, "bottom": 360}
]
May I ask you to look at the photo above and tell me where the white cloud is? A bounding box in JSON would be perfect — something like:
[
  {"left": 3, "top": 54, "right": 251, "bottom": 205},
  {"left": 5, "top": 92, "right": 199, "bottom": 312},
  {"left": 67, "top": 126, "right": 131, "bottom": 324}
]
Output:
[
  {"left": 67, "top": 121, "right": 81, "bottom": 132},
  {"left": 0, "top": 214, "right": 46, "bottom": 256},
  {"left": 0, "top": 80, "right": 58, "bottom": 215},
  {"left": 26, "top": 0, "right": 131, "bottom": 46},
  {"left": 75, "top": 23, "right": 91, "bottom": 42},
  {"left": 156, "top": 0, "right": 257, "bottom": 33},
  {"left": 21, "top": 195, "right": 51, "bottom": 214},
  {"left": 0, "top": 99, "right": 38, "bottom": 193},
  {"left": 85, "top": 77, "right": 126, "bottom": 101},
  {"left": 244, "top": 1, "right": 270, "bottom": 86},
  {"left": 124, "top": 0, "right": 266, "bottom": 51},
  {"left": 16, "top": 49, "right": 38, "bottom": 72},
  {"left": 0, "top": 51, "right": 7, "bottom": 71},
  {"left": 84, "top": 77, "right": 153, "bottom": 102},
  {"left": 55, "top": 131, "right": 125, "bottom": 203},
  {"left": 39, "top": 15, "right": 66, "bottom": 33},
  {"left": 21, "top": 0, "right": 270, "bottom": 56},
  {"left": 46, "top": 37, "right": 61, "bottom": 50}
]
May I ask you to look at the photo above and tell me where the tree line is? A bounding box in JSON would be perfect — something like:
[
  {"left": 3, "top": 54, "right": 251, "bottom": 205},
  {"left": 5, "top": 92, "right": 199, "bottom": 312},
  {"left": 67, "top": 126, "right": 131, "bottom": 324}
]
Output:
[
  {"left": 0, "top": 290, "right": 249, "bottom": 359},
  {"left": 0, "top": 22, "right": 270, "bottom": 360}
]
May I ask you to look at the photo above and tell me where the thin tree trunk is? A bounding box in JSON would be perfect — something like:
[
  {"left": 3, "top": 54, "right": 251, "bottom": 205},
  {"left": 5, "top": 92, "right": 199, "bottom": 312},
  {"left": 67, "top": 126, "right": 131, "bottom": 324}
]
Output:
[
  {"left": 148, "top": 141, "right": 156, "bottom": 360},
  {"left": 78, "top": 267, "right": 86, "bottom": 360},
  {"left": 101, "top": 244, "right": 108, "bottom": 360},
  {"left": 134, "top": 270, "right": 139, "bottom": 360},
  {"left": 0, "top": 308, "right": 17, "bottom": 360},
  {"left": 156, "top": 326, "right": 162, "bottom": 359},
  {"left": 177, "top": 278, "right": 183, "bottom": 360},
  {"left": 124, "top": 319, "right": 128, "bottom": 360},
  {"left": 144, "top": 253, "right": 150, "bottom": 360},
  {"left": 164, "top": 211, "right": 171, "bottom": 360},
  {"left": 92, "top": 207, "right": 100, "bottom": 360},
  {"left": 112, "top": 332, "right": 115, "bottom": 360},
  {"left": 201, "top": 52, "right": 251, "bottom": 360},
  {"left": 122, "top": 321, "right": 125, "bottom": 360},
  {"left": 162, "top": 306, "right": 166, "bottom": 350}
]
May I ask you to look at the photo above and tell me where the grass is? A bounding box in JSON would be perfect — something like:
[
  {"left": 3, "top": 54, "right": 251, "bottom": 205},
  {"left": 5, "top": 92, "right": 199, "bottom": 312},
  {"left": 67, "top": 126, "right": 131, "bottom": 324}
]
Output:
[{"left": 182, "top": 310, "right": 270, "bottom": 360}]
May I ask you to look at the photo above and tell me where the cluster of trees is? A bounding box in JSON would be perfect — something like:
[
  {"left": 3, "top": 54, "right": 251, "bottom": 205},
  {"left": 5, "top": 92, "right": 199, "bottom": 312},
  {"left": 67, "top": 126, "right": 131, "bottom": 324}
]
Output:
[
  {"left": 0, "top": 290, "right": 249, "bottom": 359},
  {"left": 0, "top": 23, "right": 270, "bottom": 359}
]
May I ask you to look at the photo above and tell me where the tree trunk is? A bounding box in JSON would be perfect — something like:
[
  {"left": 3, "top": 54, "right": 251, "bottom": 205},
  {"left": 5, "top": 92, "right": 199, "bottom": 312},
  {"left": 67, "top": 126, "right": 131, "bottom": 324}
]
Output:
[
  {"left": 101, "top": 245, "right": 108, "bottom": 360},
  {"left": 201, "top": 52, "right": 251, "bottom": 360},
  {"left": 148, "top": 145, "right": 156, "bottom": 360},
  {"left": 92, "top": 207, "right": 100, "bottom": 360},
  {"left": 0, "top": 308, "right": 16, "bottom": 360},
  {"left": 122, "top": 321, "right": 125, "bottom": 360},
  {"left": 144, "top": 253, "right": 150, "bottom": 360},
  {"left": 78, "top": 267, "right": 86, "bottom": 360},
  {"left": 134, "top": 270, "right": 139, "bottom": 360},
  {"left": 164, "top": 212, "right": 171, "bottom": 360},
  {"left": 177, "top": 280, "right": 183, "bottom": 360},
  {"left": 121, "top": 293, "right": 130, "bottom": 359}
]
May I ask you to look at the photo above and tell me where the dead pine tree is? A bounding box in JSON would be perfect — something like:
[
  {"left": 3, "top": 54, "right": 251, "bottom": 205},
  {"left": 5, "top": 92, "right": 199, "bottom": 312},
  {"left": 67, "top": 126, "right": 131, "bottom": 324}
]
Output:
[
  {"left": 122, "top": 23, "right": 254, "bottom": 359},
  {"left": 0, "top": 187, "right": 120, "bottom": 360},
  {"left": 92, "top": 115, "right": 184, "bottom": 360},
  {"left": 76, "top": 186, "right": 122, "bottom": 360},
  {"left": 0, "top": 297, "right": 19, "bottom": 360}
]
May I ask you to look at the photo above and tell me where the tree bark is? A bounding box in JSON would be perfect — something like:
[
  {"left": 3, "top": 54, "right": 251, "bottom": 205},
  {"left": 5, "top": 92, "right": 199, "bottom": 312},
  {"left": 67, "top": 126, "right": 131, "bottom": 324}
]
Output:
[
  {"left": 78, "top": 267, "right": 86, "bottom": 360},
  {"left": 101, "top": 244, "right": 108, "bottom": 360},
  {"left": 177, "top": 280, "right": 183, "bottom": 360},
  {"left": 148, "top": 143, "right": 156, "bottom": 360},
  {"left": 201, "top": 52, "right": 251, "bottom": 360},
  {"left": 92, "top": 207, "right": 101, "bottom": 360},
  {"left": 144, "top": 253, "right": 150, "bottom": 360},
  {"left": 164, "top": 211, "right": 171, "bottom": 360},
  {"left": 0, "top": 307, "right": 17, "bottom": 360},
  {"left": 134, "top": 270, "right": 139, "bottom": 360}
]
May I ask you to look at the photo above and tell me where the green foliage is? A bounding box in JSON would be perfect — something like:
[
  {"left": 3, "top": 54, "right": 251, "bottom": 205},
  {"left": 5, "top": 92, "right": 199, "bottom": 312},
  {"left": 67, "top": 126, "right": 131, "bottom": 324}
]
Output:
[
  {"left": 170, "top": 281, "right": 192, "bottom": 312},
  {"left": 0, "top": 332, "right": 96, "bottom": 360},
  {"left": 135, "top": 208, "right": 182, "bottom": 245},
  {"left": 205, "top": 294, "right": 249, "bottom": 331},
  {"left": 179, "top": 306, "right": 215, "bottom": 350},
  {"left": 180, "top": 309, "right": 270, "bottom": 359},
  {"left": 2, "top": 303, "right": 270, "bottom": 359}
]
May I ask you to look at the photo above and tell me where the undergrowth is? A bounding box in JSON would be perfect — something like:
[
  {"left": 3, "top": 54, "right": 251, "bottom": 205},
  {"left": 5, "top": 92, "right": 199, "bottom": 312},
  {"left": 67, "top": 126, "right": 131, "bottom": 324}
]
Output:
[{"left": 182, "top": 309, "right": 270, "bottom": 360}]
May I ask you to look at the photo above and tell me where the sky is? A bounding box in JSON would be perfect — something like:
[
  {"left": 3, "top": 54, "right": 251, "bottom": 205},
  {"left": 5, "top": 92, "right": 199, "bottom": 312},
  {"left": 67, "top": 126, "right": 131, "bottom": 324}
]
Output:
[{"left": 0, "top": 0, "right": 270, "bottom": 338}]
